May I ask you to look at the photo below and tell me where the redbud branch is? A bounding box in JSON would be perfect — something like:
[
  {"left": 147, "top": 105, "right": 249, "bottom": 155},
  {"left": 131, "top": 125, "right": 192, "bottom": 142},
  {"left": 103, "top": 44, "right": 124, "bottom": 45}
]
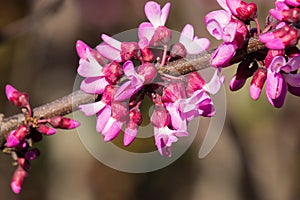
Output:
[
  {"left": 0, "top": 37, "right": 266, "bottom": 148},
  {"left": 0, "top": 90, "right": 96, "bottom": 147},
  {"left": 159, "top": 37, "right": 266, "bottom": 76}
]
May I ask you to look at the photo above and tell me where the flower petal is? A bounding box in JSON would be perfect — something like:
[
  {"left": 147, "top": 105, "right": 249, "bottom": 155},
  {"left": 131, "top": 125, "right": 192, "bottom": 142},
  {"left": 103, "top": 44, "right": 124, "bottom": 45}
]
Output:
[
  {"left": 160, "top": 2, "right": 171, "bottom": 26},
  {"left": 102, "top": 118, "right": 123, "bottom": 141},
  {"left": 96, "top": 106, "right": 111, "bottom": 133},
  {"left": 80, "top": 77, "right": 109, "bottom": 94},
  {"left": 96, "top": 44, "right": 122, "bottom": 62},
  {"left": 203, "top": 69, "right": 225, "bottom": 94},
  {"left": 179, "top": 24, "right": 194, "bottom": 44},
  {"left": 79, "top": 101, "right": 106, "bottom": 116},
  {"left": 266, "top": 80, "right": 287, "bottom": 108},
  {"left": 138, "top": 22, "right": 155, "bottom": 41},
  {"left": 145, "top": 1, "right": 162, "bottom": 27},
  {"left": 77, "top": 52, "right": 104, "bottom": 77},
  {"left": 210, "top": 42, "right": 237, "bottom": 67},
  {"left": 101, "top": 34, "right": 122, "bottom": 50},
  {"left": 266, "top": 69, "right": 284, "bottom": 99}
]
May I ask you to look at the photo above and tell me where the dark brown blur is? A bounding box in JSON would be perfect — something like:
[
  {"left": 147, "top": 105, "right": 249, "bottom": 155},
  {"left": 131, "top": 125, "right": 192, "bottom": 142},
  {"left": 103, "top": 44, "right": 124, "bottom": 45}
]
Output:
[{"left": 0, "top": 0, "right": 300, "bottom": 200}]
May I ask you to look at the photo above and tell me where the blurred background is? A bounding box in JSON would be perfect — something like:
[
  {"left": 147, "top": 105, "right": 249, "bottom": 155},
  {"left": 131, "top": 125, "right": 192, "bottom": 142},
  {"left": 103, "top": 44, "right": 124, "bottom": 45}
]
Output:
[{"left": 0, "top": 0, "right": 300, "bottom": 199}]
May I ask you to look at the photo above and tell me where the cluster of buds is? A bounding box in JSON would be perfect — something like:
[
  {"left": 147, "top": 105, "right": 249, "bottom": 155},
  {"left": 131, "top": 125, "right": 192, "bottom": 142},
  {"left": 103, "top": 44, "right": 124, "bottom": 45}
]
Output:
[
  {"left": 4, "top": 85, "right": 80, "bottom": 194},
  {"left": 207, "top": 0, "right": 300, "bottom": 108},
  {"left": 76, "top": 1, "right": 223, "bottom": 157}
]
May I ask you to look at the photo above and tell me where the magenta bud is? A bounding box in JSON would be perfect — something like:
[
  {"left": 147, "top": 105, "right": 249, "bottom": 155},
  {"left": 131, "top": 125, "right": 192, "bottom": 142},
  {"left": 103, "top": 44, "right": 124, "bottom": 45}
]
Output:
[
  {"left": 103, "top": 61, "right": 123, "bottom": 84},
  {"left": 49, "top": 116, "right": 80, "bottom": 129},
  {"left": 250, "top": 68, "right": 267, "bottom": 100},
  {"left": 120, "top": 42, "right": 139, "bottom": 61},
  {"left": 140, "top": 47, "right": 155, "bottom": 62},
  {"left": 5, "top": 85, "right": 29, "bottom": 108},
  {"left": 76, "top": 40, "right": 91, "bottom": 59},
  {"left": 11, "top": 166, "right": 27, "bottom": 194},
  {"left": 37, "top": 124, "right": 56, "bottom": 135},
  {"left": 6, "top": 125, "right": 29, "bottom": 148},
  {"left": 236, "top": 2, "right": 257, "bottom": 21},
  {"left": 137, "top": 63, "right": 157, "bottom": 83},
  {"left": 170, "top": 42, "right": 187, "bottom": 59},
  {"left": 24, "top": 148, "right": 40, "bottom": 161},
  {"left": 150, "top": 26, "right": 172, "bottom": 46},
  {"left": 229, "top": 75, "right": 246, "bottom": 91}
]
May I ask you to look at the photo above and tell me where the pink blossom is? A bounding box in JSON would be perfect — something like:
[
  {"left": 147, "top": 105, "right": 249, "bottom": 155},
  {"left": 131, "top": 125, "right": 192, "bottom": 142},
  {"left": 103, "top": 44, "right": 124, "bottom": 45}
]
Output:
[
  {"left": 138, "top": 1, "right": 172, "bottom": 46},
  {"left": 151, "top": 105, "right": 188, "bottom": 157},
  {"left": 123, "top": 108, "right": 142, "bottom": 146},
  {"left": 97, "top": 34, "right": 139, "bottom": 62},
  {"left": 114, "top": 61, "right": 157, "bottom": 101},
  {"left": 259, "top": 25, "right": 299, "bottom": 50},
  {"left": 77, "top": 47, "right": 109, "bottom": 94},
  {"left": 178, "top": 24, "right": 210, "bottom": 55},
  {"left": 266, "top": 55, "right": 300, "bottom": 107}
]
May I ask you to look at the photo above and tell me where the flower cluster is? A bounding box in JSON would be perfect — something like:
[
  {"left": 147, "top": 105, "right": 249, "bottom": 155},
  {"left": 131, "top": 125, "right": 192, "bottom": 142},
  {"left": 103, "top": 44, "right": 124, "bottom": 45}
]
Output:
[
  {"left": 4, "top": 85, "right": 80, "bottom": 194},
  {"left": 77, "top": 1, "right": 222, "bottom": 157},
  {"left": 206, "top": 0, "right": 300, "bottom": 108}
]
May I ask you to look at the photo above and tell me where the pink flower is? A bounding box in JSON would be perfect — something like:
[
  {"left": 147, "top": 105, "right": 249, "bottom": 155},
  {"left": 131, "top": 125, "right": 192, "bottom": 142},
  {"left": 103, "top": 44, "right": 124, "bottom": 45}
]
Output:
[
  {"left": 123, "top": 108, "right": 142, "bottom": 146},
  {"left": 79, "top": 85, "right": 116, "bottom": 132},
  {"left": 114, "top": 61, "right": 157, "bottom": 101},
  {"left": 101, "top": 102, "right": 128, "bottom": 142},
  {"left": 97, "top": 34, "right": 139, "bottom": 62},
  {"left": 266, "top": 55, "right": 300, "bottom": 107},
  {"left": 178, "top": 24, "right": 210, "bottom": 55},
  {"left": 259, "top": 24, "right": 299, "bottom": 50},
  {"left": 138, "top": 1, "right": 172, "bottom": 46},
  {"left": 77, "top": 46, "right": 110, "bottom": 94},
  {"left": 205, "top": 9, "right": 247, "bottom": 67},
  {"left": 151, "top": 105, "right": 188, "bottom": 157}
]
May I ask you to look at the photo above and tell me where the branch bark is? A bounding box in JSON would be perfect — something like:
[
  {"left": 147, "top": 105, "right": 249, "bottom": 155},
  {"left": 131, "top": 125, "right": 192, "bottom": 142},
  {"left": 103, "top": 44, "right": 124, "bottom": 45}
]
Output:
[{"left": 0, "top": 37, "right": 266, "bottom": 147}]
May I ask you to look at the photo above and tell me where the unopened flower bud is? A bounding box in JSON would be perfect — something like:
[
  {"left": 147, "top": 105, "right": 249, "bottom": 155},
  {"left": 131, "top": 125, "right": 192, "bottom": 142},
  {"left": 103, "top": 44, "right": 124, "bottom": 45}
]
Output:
[
  {"left": 170, "top": 42, "right": 187, "bottom": 59},
  {"left": 24, "top": 148, "right": 40, "bottom": 161},
  {"left": 229, "top": 75, "right": 246, "bottom": 91},
  {"left": 150, "top": 26, "right": 172, "bottom": 46},
  {"left": 37, "top": 124, "right": 56, "bottom": 135},
  {"left": 6, "top": 124, "right": 29, "bottom": 148},
  {"left": 5, "top": 85, "right": 29, "bottom": 108},
  {"left": 236, "top": 2, "right": 257, "bottom": 21},
  {"left": 11, "top": 166, "right": 27, "bottom": 194},
  {"left": 121, "top": 42, "right": 139, "bottom": 61},
  {"left": 49, "top": 116, "right": 80, "bottom": 129},
  {"left": 250, "top": 68, "right": 267, "bottom": 100},
  {"left": 103, "top": 61, "right": 123, "bottom": 84},
  {"left": 137, "top": 63, "right": 157, "bottom": 83}
]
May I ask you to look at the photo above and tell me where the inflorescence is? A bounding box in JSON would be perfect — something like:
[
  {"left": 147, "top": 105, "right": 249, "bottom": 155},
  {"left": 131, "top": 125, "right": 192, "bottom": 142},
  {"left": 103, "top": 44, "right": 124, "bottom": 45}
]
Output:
[{"left": 2, "top": 0, "right": 300, "bottom": 194}]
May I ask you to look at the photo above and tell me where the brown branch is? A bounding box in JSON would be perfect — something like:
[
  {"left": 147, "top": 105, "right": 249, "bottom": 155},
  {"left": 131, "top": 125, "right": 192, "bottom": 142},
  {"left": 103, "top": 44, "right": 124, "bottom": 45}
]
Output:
[{"left": 0, "top": 37, "right": 266, "bottom": 147}]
